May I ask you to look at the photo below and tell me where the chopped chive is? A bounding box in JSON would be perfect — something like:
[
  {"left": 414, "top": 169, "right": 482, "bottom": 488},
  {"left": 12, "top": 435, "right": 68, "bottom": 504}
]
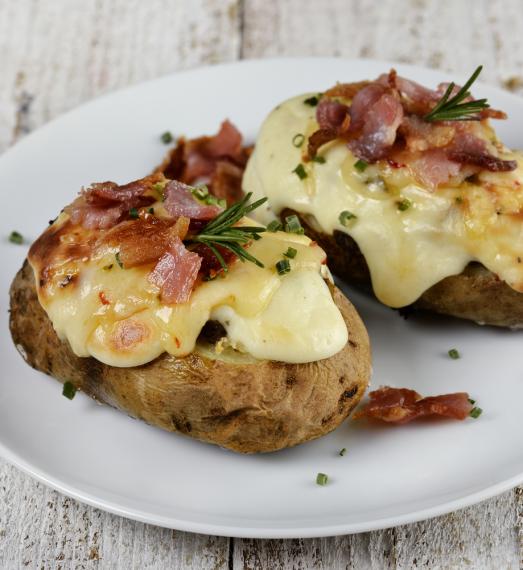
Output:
[
  {"left": 292, "top": 163, "right": 307, "bottom": 180},
  {"left": 129, "top": 207, "right": 139, "bottom": 219},
  {"left": 192, "top": 185, "right": 209, "bottom": 200},
  {"left": 304, "top": 94, "right": 321, "bottom": 107},
  {"left": 292, "top": 133, "right": 305, "bottom": 148},
  {"left": 468, "top": 398, "right": 476, "bottom": 405},
  {"left": 316, "top": 472, "right": 328, "bottom": 486},
  {"left": 354, "top": 159, "right": 368, "bottom": 172},
  {"left": 48, "top": 217, "right": 57, "bottom": 225},
  {"left": 9, "top": 231, "right": 23, "bottom": 244},
  {"left": 152, "top": 182, "right": 166, "bottom": 200},
  {"left": 339, "top": 448, "right": 347, "bottom": 457},
  {"left": 103, "top": 264, "right": 113, "bottom": 271},
  {"left": 339, "top": 210, "right": 357, "bottom": 227},
  {"left": 115, "top": 251, "right": 124, "bottom": 268},
  {"left": 397, "top": 198, "right": 412, "bottom": 212},
  {"left": 218, "top": 198, "right": 227, "bottom": 208},
  {"left": 455, "top": 196, "right": 463, "bottom": 204},
  {"left": 148, "top": 207, "right": 155, "bottom": 215},
  {"left": 448, "top": 348, "right": 460, "bottom": 359},
  {"left": 276, "top": 258, "right": 291, "bottom": 275},
  {"left": 160, "top": 131, "right": 173, "bottom": 144},
  {"left": 284, "top": 214, "right": 304, "bottom": 235},
  {"left": 470, "top": 407, "right": 483, "bottom": 419},
  {"left": 266, "top": 220, "right": 282, "bottom": 232},
  {"left": 62, "top": 382, "right": 77, "bottom": 400},
  {"left": 312, "top": 155, "right": 326, "bottom": 164},
  {"left": 283, "top": 247, "right": 297, "bottom": 259}
]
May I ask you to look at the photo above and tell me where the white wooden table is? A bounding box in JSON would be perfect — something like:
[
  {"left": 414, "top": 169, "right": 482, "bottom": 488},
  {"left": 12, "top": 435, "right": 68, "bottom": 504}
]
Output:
[{"left": 1, "top": 1, "right": 523, "bottom": 567}]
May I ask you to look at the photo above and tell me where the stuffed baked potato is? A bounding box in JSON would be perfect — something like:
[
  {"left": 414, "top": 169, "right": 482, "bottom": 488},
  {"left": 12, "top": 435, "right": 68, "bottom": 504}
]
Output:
[
  {"left": 9, "top": 173, "right": 370, "bottom": 453},
  {"left": 243, "top": 69, "right": 523, "bottom": 328}
]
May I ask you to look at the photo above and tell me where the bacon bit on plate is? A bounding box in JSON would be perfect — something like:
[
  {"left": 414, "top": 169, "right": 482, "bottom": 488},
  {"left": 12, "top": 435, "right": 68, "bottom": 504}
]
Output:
[
  {"left": 154, "top": 120, "right": 251, "bottom": 205},
  {"left": 353, "top": 386, "right": 474, "bottom": 424},
  {"left": 148, "top": 237, "right": 202, "bottom": 304}
]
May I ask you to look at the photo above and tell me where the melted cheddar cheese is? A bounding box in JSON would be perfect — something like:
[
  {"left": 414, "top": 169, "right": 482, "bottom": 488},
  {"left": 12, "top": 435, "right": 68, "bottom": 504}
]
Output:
[
  {"left": 243, "top": 94, "right": 523, "bottom": 307},
  {"left": 28, "top": 212, "right": 348, "bottom": 367}
]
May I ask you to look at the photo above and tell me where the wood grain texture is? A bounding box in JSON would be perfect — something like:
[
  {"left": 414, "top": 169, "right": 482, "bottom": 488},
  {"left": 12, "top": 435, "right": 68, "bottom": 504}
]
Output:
[{"left": 1, "top": 0, "right": 523, "bottom": 568}]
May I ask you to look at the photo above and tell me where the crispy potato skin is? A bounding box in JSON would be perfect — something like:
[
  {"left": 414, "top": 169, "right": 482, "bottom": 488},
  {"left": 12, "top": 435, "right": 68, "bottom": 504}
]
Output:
[
  {"left": 9, "top": 260, "right": 371, "bottom": 453},
  {"left": 283, "top": 208, "right": 523, "bottom": 328}
]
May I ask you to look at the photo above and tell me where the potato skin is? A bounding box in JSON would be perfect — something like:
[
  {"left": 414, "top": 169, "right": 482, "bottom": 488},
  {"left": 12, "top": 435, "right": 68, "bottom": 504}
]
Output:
[
  {"left": 9, "top": 260, "right": 370, "bottom": 453},
  {"left": 282, "top": 209, "right": 523, "bottom": 328}
]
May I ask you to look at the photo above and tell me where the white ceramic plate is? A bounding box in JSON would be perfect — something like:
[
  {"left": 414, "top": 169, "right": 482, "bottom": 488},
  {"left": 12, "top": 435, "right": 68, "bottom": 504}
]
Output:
[{"left": 1, "top": 58, "right": 522, "bottom": 539}]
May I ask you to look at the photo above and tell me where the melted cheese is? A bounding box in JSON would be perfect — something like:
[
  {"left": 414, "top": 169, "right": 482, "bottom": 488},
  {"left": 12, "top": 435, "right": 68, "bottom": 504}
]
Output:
[
  {"left": 243, "top": 94, "right": 523, "bottom": 307},
  {"left": 29, "top": 217, "right": 348, "bottom": 367}
]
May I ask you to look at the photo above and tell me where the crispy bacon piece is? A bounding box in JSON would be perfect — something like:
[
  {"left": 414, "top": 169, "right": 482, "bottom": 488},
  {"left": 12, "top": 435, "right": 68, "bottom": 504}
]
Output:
[
  {"left": 68, "top": 177, "right": 157, "bottom": 229},
  {"left": 353, "top": 387, "right": 473, "bottom": 424},
  {"left": 148, "top": 237, "right": 202, "bottom": 304},
  {"left": 307, "top": 100, "right": 351, "bottom": 158},
  {"left": 155, "top": 120, "right": 251, "bottom": 205},
  {"left": 163, "top": 180, "right": 222, "bottom": 220},
  {"left": 104, "top": 216, "right": 190, "bottom": 268},
  {"left": 348, "top": 89, "right": 404, "bottom": 161}
]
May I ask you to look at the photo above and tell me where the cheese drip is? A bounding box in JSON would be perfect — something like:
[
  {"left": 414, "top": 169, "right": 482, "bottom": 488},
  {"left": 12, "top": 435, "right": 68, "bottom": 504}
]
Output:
[
  {"left": 243, "top": 94, "right": 523, "bottom": 307},
  {"left": 29, "top": 222, "right": 348, "bottom": 367}
]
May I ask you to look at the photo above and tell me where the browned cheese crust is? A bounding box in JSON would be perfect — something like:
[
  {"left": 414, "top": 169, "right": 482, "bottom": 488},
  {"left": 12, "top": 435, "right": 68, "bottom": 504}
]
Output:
[
  {"left": 9, "top": 260, "right": 371, "bottom": 453},
  {"left": 282, "top": 209, "right": 523, "bottom": 328}
]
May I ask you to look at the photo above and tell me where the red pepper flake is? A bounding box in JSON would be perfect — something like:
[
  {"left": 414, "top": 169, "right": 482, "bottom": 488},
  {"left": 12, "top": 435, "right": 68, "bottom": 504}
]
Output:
[
  {"left": 98, "top": 291, "right": 110, "bottom": 305},
  {"left": 387, "top": 159, "right": 405, "bottom": 169},
  {"left": 174, "top": 336, "right": 181, "bottom": 348}
]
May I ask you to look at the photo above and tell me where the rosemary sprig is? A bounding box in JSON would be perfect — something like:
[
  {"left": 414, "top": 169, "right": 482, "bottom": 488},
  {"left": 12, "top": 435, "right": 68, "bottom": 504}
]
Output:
[
  {"left": 190, "top": 192, "right": 268, "bottom": 271},
  {"left": 424, "top": 66, "right": 489, "bottom": 122}
]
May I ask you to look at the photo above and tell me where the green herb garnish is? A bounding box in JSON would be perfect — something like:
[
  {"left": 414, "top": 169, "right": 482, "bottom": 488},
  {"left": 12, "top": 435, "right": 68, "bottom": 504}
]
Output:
[
  {"left": 468, "top": 398, "right": 476, "bottom": 405},
  {"left": 448, "top": 348, "right": 460, "bottom": 359},
  {"left": 283, "top": 247, "right": 297, "bottom": 259},
  {"left": 9, "top": 231, "right": 23, "bottom": 244},
  {"left": 424, "top": 66, "right": 489, "bottom": 122},
  {"left": 62, "top": 382, "right": 77, "bottom": 400},
  {"left": 354, "top": 159, "right": 368, "bottom": 172},
  {"left": 292, "top": 133, "right": 305, "bottom": 148},
  {"left": 266, "top": 220, "right": 283, "bottom": 232},
  {"left": 129, "top": 207, "right": 139, "bottom": 219},
  {"left": 339, "top": 210, "right": 357, "bottom": 226},
  {"left": 284, "top": 214, "right": 304, "bottom": 234},
  {"left": 339, "top": 448, "right": 347, "bottom": 457},
  {"left": 115, "top": 251, "right": 124, "bottom": 268},
  {"left": 160, "top": 131, "right": 173, "bottom": 144},
  {"left": 103, "top": 264, "right": 113, "bottom": 271},
  {"left": 397, "top": 198, "right": 412, "bottom": 211},
  {"left": 189, "top": 192, "right": 267, "bottom": 272},
  {"left": 313, "top": 155, "right": 326, "bottom": 164},
  {"left": 470, "top": 407, "right": 483, "bottom": 419},
  {"left": 276, "top": 258, "right": 291, "bottom": 275},
  {"left": 148, "top": 207, "right": 155, "bottom": 215},
  {"left": 152, "top": 182, "right": 166, "bottom": 200},
  {"left": 292, "top": 163, "right": 307, "bottom": 180},
  {"left": 316, "top": 473, "right": 328, "bottom": 486},
  {"left": 304, "top": 94, "right": 321, "bottom": 106}
]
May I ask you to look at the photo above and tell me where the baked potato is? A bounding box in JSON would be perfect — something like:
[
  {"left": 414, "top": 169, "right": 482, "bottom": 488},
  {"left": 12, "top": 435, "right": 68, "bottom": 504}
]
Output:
[
  {"left": 242, "top": 70, "right": 523, "bottom": 328},
  {"left": 9, "top": 173, "right": 371, "bottom": 453}
]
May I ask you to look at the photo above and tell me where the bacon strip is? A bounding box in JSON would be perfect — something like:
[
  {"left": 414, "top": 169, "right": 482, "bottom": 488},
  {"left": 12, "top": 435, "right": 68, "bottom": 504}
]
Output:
[
  {"left": 148, "top": 237, "right": 202, "bottom": 304},
  {"left": 163, "top": 180, "right": 222, "bottom": 220},
  {"left": 105, "top": 216, "right": 190, "bottom": 268},
  {"left": 353, "top": 387, "right": 473, "bottom": 424}
]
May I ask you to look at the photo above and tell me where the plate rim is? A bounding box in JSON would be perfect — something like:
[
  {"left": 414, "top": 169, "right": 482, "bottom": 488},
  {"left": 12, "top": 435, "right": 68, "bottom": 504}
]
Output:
[{"left": 2, "top": 56, "right": 522, "bottom": 538}]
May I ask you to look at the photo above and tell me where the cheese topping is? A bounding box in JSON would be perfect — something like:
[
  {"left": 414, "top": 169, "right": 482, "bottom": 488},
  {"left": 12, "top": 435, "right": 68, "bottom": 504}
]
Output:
[
  {"left": 29, "top": 215, "right": 348, "bottom": 367},
  {"left": 243, "top": 94, "right": 523, "bottom": 307}
]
